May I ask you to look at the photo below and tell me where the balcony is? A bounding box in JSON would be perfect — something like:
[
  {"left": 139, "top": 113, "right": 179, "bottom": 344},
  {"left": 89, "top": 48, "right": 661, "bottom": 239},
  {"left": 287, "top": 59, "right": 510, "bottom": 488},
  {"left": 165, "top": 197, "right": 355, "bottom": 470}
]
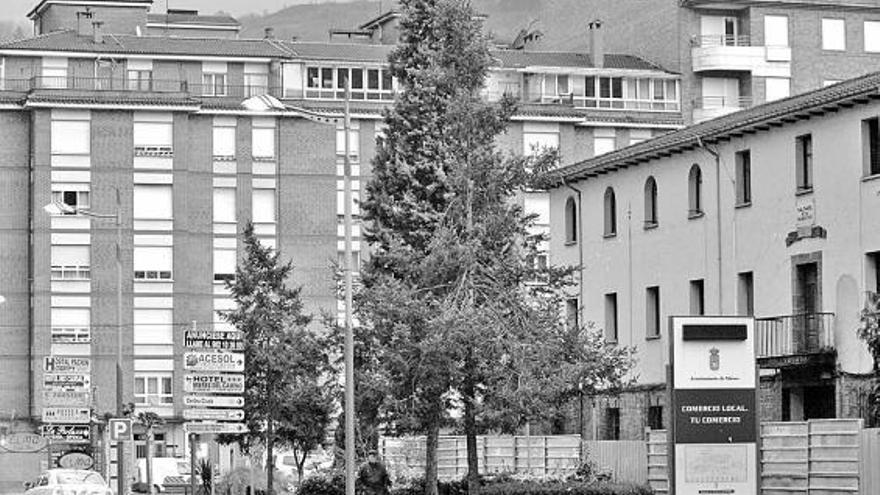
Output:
[
  {"left": 691, "top": 35, "right": 791, "bottom": 76},
  {"left": 3, "top": 76, "right": 281, "bottom": 101},
  {"left": 692, "top": 96, "right": 752, "bottom": 122},
  {"left": 756, "top": 313, "right": 836, "bottom": 368}
]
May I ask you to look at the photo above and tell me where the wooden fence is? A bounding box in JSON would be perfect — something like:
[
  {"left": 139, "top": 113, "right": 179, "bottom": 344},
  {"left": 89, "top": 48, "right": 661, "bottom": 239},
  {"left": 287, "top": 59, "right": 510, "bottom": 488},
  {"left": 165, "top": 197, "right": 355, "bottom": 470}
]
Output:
[
  {"left": 380, "top": 435, "right": 581, "bottom": 480},
  {"left": 583, "top": 440, "right": 647, "bottom": 484},
  {"left": 862, "top": 429, "right": 880, "bottom": 495}
]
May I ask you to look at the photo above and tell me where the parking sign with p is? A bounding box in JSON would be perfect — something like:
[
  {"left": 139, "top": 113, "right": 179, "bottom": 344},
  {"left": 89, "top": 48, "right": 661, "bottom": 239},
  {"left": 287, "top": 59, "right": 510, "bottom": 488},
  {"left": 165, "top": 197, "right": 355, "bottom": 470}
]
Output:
[{"left": 109, "top": 418, "right": 132, "bottom": 441}]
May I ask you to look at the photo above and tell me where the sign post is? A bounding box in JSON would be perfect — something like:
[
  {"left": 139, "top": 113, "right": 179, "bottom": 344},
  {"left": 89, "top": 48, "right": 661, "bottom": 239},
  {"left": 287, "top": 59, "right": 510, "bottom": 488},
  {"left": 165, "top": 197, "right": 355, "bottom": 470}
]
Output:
[{"left": 669, "top": 316, "right": 759, "bottom": 495}]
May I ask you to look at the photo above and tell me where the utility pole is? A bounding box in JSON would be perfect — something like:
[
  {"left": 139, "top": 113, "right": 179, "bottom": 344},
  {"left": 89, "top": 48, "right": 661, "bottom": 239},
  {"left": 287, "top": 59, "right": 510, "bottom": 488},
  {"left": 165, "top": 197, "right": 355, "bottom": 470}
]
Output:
[{"left": 343, "top": 74, "right": 356, "bottom": 495}]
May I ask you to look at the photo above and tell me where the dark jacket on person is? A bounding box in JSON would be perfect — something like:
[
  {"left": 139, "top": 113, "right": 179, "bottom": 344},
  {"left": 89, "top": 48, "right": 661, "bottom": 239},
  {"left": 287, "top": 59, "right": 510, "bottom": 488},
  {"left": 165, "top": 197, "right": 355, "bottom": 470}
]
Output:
[{"left": 357, "top": 459, "right": 391, "bottom": 495}]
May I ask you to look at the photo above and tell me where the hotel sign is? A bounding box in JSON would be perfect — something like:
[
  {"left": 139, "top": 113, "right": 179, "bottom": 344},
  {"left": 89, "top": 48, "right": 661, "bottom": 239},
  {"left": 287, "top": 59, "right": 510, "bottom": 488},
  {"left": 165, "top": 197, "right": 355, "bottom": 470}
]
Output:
[
  {"left": 42, "top": 407, "right": 91, "bottom": 424},
  {"left": 670, "top": 316, "right": 758, "bottom": 495},
  {"left": 44, "top": 356, "right": 91, "bottom": 374},
  {"left": 184, "top": 374, "right": 245, "bottom": 394}
]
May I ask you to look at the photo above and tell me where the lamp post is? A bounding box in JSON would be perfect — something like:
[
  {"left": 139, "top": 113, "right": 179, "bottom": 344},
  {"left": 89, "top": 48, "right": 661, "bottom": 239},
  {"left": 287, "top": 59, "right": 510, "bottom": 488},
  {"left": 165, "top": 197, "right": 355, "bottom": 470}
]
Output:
[{"left": 44, "top": 189, "right": 125, "bottom": 495}]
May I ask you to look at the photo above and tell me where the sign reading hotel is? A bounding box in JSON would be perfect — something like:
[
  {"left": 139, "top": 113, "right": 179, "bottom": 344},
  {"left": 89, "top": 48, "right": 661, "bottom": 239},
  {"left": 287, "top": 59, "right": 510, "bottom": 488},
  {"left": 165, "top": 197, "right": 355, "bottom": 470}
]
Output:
[{"left": 670, "top": 316, "right": 758, "bottom": 495}]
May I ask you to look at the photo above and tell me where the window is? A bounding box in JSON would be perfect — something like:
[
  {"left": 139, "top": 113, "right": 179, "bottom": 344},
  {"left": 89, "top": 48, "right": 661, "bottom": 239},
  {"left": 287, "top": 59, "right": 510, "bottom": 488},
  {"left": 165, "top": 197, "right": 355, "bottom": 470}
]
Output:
[
  {"left": 564, "top": 196, "right": 578, "bottom": 244},
  {"left": 605, "top": 408, "right": 620, "bottom": 440},
  {"left": 571, "top": 76, "right": 678, "bottom": 111},
  {"left": 594, "top": 128, "right": 616, "bottom": 156},
  {"left": 737, "top": 271, "right": 754, "bottom": 316},
  {"left": 252, "top": 189, "right": 276, "bottom": 224},
  {"left": 866, "top": 21, "right": 880, "bottom": 52},
  {"left": 214, "top": 248, "right": 237, "bottom": 282},
  {"left": 244, "top": 63, "right": 269, "bottom": 97},
  {"left": 646, "top": 286, "right": 660, "bottom": 338},
  {"left": 133, "top": 185, "right": 172, "bottom": 219},
  {"left": 51, "top": 189, "right": 89, "bottom": 214},
  {"left": 133, "top": 246, "right": 172, "bottom": 280},
  {"left": 307, "top": 66, "right": 394, "bottom": 100},
  {"left": 51, "top": 111, "right": 90, "bottom": 160},
  {"left": 565, "top": 298, "right": 579, "bottom": 329},
  {"left": 765, "top": 77, "right": 790, "bottom": 101},
  {"left": 523, "top": 124, "right": 560, "bottom": 157},
  {"left": 603, "top": 187, "right": 617, "bottom": 237},
  {"left": 134, "top": 113, "right": 173, "bottom": 155},
  {"left": 867, "top": 252, "right": 880, "bottom": 294},
  {"left": 336, "top": 120, "right": 360, "bottom": 162},
  {"left": 252, "top": 118, "right": 276, "bottom": 160},
  {"left": 647, "top": 405, "right": 664, "bottom": 430},
  {"left": 133, "top": 309, "right": 173, "bottom": 350},
  {"left": 127, "top": 59, "right": 153, "bottom": 91},
  {"left": 42, "top": 57, "right": 68, "bottom": 89},
  {"left": 51, "top": 307, "right": 90, "bottom": 344},
  {"left": 863, "top": 117, "right": 880, "bottom": 176},
  {"left": 822, "top": 18, "right": 846, "bottom": 51},
  {"left": 337, "top": 180, "right": 360, "bottom": 217},
  {"left": 690, "top": 279, "right": 705, "bottom": 315},
  {"left": 213, "top": 188, "right": 236, "bottom": 224},
  {"left": 51, "top": 245, "right": 90, "bottom": 280},
  {"left": 796, "top": 134, "right": 813, "bottom": 192},
  {"left": 764, "top": 15, "right": 789, "bottom": 47},
  {"left": 213, "top": 120, "right": 236, "bottom": 159},
  {"left": 134, "top": 373, "right": 173, "bottom": 406},
  {"left": 629, "top": 129, "right": 652, "bottom": 146},
  {"left": 644, "top": 177, "right": 658, "bottom": 227},
  {"left": 735, "top": 150, "right": 751, "bottom": 205},
  {"left": 201, "top": 62, "right": 228, "bottom": 96},
  {"left": 688, "top": 165, "right": 703, "bottom": 216},
  {"left": 605, "top": 293, "right": 618, "bottom": 343}
]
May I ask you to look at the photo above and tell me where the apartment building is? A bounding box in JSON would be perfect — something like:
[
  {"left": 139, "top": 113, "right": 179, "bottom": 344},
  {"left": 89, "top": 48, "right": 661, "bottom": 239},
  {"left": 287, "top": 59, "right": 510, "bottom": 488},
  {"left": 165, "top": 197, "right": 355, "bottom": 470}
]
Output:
[
  {"left": 546, "top": 73, "right": 880, "bottom": 440},
  {"left": 0, "top": 0, "right": 684, "bottom": 487},
  {"left": 577, "top": 0, "right": 880, "bottom": 123}
]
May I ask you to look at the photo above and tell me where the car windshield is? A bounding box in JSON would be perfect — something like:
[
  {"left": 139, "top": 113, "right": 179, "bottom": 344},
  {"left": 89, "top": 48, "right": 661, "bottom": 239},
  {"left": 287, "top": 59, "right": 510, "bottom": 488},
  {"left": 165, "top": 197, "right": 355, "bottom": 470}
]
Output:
[{"left": 55, "top": 472, "right": 105, "bottom": 485}]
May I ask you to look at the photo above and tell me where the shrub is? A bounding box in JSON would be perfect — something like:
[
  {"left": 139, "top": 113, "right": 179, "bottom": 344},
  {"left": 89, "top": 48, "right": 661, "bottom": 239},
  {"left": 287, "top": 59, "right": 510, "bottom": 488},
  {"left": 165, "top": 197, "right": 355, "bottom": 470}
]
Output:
[
  {"left": 297, "top": 470, "right": 344, "bottom": 495},
  {"left": 480, "top": 481, "right": 654, "bottom": 495}
]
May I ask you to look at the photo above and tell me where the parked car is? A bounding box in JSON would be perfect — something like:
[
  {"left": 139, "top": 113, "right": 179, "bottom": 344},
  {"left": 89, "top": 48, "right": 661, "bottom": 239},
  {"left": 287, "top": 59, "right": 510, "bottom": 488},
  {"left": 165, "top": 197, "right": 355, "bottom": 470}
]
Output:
[{"left": 24, "top": 469, "right": 113, "bottom": 495}]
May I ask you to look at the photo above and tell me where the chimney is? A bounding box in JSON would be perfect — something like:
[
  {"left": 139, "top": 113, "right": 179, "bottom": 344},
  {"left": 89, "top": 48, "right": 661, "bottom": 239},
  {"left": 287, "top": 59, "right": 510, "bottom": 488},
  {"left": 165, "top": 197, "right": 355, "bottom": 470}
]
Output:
[
  {"left": 92, "top": 21, "right": 104, "bottom": 44},
  {"left": 589, "top": 19, "right": 604, "bottom": 69},
  {"left": 264, "top": 27, "right": 275, "bottom": 39},
  {"left": 76, "top": 9, "right": 93, "bottom": 37}
]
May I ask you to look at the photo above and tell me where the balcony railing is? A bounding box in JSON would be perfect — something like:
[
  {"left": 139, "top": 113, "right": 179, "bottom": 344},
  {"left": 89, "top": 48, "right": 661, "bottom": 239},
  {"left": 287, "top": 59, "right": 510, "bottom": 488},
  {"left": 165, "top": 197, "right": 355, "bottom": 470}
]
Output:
[
  {"left": 755, "top": 312, "right": 835, "bottom": 359},
  {"left": 694, "top": 34, "right": 751, "bottom": 47},
  {"left": 693, "top": 96, "right": 753, "bottom": 109},
  {"left": 3, "top": 77, "right": 281, "bottom": 99}
]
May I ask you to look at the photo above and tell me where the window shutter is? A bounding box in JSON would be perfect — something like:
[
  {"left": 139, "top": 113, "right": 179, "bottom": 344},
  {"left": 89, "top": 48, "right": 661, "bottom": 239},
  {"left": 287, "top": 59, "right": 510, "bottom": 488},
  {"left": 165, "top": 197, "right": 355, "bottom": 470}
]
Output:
[
  {"left": 134, "top": 185, "right": 172, "bottom": 219},
  {"left": 252, "top": 189, "right": 276, "bottom": 223},
  {"left": 213, "top": 188, "right": 236, "bottom": 223},
  {"left": 51, "top": 121, "right": 90, "bottom": 155},
  {"left": 133, "top": 309, "right": 173, "bottom": 345},
  {"left": 252, "top": 127, "right": 275, "bottom": 159},
  {"left": 213, "top": 126, "right": 236, "bottom": 157},
  {"left": 133, "top": 246, "right": 172, "bottom": 272},
  {"left": 51, "top": 245, "right": 89, "bottom": 265},
  {"left": 51, "top": 308, "right": 90, "bottom": 326},
  {"left": 213, "top": 249, "right": 237, "bottom": 276}
]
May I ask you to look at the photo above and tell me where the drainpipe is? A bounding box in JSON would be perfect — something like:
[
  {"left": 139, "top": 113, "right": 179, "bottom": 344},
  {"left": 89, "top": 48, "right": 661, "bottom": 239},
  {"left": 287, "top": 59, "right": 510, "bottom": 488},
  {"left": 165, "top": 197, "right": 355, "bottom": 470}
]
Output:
[
  {"left": 27, "top": 112, "right": 34, "bottom": 420},
  {"left": 562, "top": 178, "right": 586, "bottom": 443},
  {"left": 697, "top": 137, "right": 723, "bottom": 315}
]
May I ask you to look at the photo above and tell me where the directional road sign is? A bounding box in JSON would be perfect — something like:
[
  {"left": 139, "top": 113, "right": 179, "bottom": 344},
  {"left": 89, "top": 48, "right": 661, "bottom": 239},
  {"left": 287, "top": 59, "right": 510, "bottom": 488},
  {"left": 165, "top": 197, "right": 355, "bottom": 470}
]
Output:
[
  {"left": 185, "top": 330, "right": 244, "bottom": 350},
  {"left": 43, "top": 373, "right": 90, "bottom": 391},
  {"left": 184, "top": 351, "right": 244, "bottom": 372},
  {"left": 183, "top": 422, "right": 247, "bottom": 434},
  {"left": 44, "top": 356, "right": 91, "bottom": 373},
  {"left": 40, "top": 425, "right": 91, "bottom": 444},
  {"left": 183, "top": 395, "right": 245, "bottom": 408},
  {"left": 42, "top": 407, "right": 90, "bottom": 424},
  {"left": 184, "top": 374, "right": 245, "bottom": 394},
  {"left": 43, "top": 390, "right": 91, "bottom": 407},
  {"left": 183, "top": 409, "right": 245, "bottom": 421}
]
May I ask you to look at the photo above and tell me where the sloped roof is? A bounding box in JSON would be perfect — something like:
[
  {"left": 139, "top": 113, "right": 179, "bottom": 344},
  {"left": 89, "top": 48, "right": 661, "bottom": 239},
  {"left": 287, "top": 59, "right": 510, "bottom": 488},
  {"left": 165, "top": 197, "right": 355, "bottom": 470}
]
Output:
[
  {"left": 491, "top": 50, "right": 669, "bottom": 72},
  {"left": 545, "top": 72, "right": 880, "bottom": 186},
  {"left": 284, "top": 41, "right": 393, "bottom": 62},
  {"left": 0, "top": 30, "right": 282, "bottom": 57},
  {"left": 28, "top": 0, "right": 152, "bottom": 19},
  {"left": 147, "top": 13, "right": 241, "bottom": 27}
]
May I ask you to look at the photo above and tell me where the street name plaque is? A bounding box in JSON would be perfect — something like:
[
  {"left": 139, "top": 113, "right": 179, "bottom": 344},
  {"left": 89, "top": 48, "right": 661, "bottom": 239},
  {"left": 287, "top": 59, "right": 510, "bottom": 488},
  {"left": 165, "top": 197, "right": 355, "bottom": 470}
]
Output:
[{"left": 669, "top": 316, "right": 758, "bottom": 495}]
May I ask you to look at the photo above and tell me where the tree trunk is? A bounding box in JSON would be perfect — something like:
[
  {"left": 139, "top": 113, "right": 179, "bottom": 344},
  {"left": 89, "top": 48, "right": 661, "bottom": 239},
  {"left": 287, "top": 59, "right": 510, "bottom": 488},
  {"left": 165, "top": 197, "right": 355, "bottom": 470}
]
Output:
[
  {"left": 146, "top": 428, "right": 154, "bottom": 495},
  {"left": 464, "top": 379, "right": 479, "bottom": 494},
  {"left": 266, "top": 420, "right": 274, "bottom": 495},
  {"left": 424, "top": 420, "right": 440, "bottom": 495}
]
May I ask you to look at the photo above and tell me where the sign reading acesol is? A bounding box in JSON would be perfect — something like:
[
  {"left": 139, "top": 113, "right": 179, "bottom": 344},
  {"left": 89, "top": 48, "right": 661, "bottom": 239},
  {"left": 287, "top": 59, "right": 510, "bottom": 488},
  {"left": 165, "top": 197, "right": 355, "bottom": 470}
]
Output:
[
  {"left": 669, "top": 316, "right": 758, "bottom": 495},
  {"left": 183, "top": 351, "right": 245, "bottom": 372}
]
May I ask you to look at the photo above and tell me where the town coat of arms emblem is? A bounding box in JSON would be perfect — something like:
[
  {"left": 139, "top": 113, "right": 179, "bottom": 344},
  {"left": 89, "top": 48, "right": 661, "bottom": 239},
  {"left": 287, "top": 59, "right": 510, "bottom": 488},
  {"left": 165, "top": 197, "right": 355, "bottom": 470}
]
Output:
[{"left": 709, "top": 347, "right": 720, "bottom": 371}]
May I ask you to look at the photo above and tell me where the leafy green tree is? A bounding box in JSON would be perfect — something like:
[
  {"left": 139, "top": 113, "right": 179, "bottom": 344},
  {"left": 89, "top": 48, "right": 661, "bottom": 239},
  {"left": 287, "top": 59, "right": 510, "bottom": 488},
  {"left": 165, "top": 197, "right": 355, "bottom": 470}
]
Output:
[
  {"left": 358, "top": 1, "right": 634, "bottom": 494},
  {"left": 219, "top": 223, "right": 332, "bottom": 495},
  {"left": 136, "top": 412, "right": 165, "bottom": 495},
  {"left": 858, "top": 291, "right": 880, "bottom": 425}
]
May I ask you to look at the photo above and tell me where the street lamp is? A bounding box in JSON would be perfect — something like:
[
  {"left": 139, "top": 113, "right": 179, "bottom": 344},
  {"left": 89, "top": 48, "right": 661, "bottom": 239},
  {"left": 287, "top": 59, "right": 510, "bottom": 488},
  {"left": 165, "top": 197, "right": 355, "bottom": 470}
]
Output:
[{"left": 44, "top": 189, "right": 126, "bottom": 495}]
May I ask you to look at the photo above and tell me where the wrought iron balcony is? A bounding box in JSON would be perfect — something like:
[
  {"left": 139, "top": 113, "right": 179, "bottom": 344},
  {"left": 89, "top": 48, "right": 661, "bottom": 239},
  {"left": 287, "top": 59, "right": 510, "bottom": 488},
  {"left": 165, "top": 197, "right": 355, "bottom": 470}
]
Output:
[{"left": 755, "top": 312, "right": 835, "bottom": 363}]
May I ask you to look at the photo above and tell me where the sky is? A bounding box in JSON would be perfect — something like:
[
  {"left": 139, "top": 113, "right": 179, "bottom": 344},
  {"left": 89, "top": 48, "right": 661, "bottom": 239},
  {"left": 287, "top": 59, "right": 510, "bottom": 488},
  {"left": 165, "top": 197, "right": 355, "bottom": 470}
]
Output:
[{"left": 0, "top": 0, "right": 364, "bottom": 24}]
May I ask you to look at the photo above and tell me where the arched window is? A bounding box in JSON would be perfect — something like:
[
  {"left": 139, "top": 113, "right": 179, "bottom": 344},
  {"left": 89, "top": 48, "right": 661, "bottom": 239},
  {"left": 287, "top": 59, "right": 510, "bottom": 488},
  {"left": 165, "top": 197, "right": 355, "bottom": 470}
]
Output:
[
  {"left": 644, "top": 176, "right": 658, "bottom": 227},
  {"left": 604, "top": 187, "right": 617, "bottom": 236},
  {"left": 564, "top": 196, "right": 578, "bottom": 244},
  {"left": 688, "top": 164, "right": 703, "bottom": 216}
]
